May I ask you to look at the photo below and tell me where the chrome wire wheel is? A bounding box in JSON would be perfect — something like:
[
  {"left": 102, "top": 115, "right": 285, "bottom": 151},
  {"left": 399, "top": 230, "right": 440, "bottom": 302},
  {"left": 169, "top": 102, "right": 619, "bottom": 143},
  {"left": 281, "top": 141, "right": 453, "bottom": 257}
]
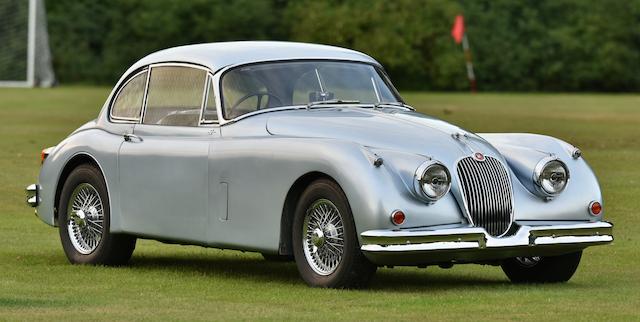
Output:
[
  {"left": 66, "top": 183, "right": 104, "bottom": 255},
  {"left": 516, "top": 256, "right": 541, "bottom": 268},
  {"left": 302, "top": 199, "right": 345, "bottom": 275}
]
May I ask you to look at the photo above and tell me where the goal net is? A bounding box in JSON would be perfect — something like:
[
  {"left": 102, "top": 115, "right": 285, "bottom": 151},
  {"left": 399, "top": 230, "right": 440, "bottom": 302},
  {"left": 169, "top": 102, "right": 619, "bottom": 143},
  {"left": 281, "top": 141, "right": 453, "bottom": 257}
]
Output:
[{"left": 0, "top": 0, "right": 55, "bottom": 87}]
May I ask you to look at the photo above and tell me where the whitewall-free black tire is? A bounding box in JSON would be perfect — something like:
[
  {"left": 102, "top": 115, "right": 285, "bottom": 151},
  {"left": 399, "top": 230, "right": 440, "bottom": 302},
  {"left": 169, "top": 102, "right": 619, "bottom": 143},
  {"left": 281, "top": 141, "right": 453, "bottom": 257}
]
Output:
[
  {"left": 292, "top": 179, "right": 376, "bottom": 288},
  {"left": 58, "top": 164, "right": 136, "bottom": 265}
]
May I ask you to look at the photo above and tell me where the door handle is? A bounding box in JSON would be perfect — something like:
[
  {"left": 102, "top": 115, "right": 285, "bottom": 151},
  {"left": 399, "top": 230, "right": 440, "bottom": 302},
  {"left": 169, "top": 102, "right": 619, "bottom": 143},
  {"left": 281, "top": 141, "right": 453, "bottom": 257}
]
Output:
[{"left": 123, "top": 133, "right": 143, "bottom": 143}]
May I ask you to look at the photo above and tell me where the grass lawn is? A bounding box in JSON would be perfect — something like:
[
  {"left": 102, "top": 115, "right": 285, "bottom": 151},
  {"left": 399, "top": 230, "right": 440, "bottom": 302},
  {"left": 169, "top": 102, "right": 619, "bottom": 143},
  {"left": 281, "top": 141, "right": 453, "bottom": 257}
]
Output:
[{"left": 0, "top": 87, "right": 638, "bottom": 320}]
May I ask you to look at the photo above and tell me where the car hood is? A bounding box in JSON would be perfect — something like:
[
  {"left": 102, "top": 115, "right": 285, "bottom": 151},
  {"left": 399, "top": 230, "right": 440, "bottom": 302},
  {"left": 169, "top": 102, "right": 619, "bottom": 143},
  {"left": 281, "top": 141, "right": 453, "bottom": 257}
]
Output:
[{"left": 265, "top": 107, "right": 504, "bottom": 165}]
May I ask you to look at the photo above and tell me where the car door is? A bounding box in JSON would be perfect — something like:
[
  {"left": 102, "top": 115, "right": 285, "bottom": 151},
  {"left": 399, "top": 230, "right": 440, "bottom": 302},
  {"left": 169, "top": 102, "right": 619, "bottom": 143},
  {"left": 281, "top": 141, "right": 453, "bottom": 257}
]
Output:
[{"left": 118, "top": 64, "right": 218, "bottom": 242}]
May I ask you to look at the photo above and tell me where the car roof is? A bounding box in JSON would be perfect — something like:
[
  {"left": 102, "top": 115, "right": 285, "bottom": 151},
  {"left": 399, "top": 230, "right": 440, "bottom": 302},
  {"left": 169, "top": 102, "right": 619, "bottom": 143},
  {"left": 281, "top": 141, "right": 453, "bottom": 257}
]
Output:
[{"left": 123, "top": 41, "right": 381, "bottom": 76}]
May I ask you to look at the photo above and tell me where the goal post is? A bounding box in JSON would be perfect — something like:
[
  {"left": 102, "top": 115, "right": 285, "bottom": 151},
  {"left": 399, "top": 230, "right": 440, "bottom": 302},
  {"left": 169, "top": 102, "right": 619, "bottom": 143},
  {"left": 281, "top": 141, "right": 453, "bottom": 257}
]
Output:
[{"left": 0, "top": 0, "right": 55, "bottom": 87}]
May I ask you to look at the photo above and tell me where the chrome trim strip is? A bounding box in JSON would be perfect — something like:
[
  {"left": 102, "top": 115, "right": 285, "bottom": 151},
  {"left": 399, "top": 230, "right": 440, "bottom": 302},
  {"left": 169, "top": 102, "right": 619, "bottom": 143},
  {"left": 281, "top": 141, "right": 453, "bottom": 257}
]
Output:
[
  {"left": 197, "top": 73, "right": 209, "bottom": 124},
  {"left": 149, "top": 62, "right": 212, "bottom": 71},
  {"left": 534, "top": 235, "right": 613, "bottom": 245},
  {"left": 139, "top": 68, "right": 152, "bottom": 124},
  {"left": 199, "top": 73, "right": 220, "bottom": 126},
  {"left": 363, "top": 242, "right": 480, "bottom": 252},
  {"left": 360, "top": 221, "right": 613, "bottom": 253}
]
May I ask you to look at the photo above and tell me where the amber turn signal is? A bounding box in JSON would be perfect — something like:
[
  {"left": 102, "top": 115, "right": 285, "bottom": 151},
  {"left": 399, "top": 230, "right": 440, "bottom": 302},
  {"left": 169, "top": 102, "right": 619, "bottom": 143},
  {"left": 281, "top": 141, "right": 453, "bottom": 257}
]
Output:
[{"left": 41, "top": 149, "right": 49, "bottom": 164}]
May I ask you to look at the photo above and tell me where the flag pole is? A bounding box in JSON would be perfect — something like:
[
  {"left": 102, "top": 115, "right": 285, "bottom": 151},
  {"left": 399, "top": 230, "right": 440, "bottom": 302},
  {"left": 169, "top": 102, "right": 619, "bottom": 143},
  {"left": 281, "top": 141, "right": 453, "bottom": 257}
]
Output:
[
  {"left": 461, "top": 34, "right": 476, "bottom": 92},
  {"left": 451, "top": 15, "right": 477, "bottom": 92}
]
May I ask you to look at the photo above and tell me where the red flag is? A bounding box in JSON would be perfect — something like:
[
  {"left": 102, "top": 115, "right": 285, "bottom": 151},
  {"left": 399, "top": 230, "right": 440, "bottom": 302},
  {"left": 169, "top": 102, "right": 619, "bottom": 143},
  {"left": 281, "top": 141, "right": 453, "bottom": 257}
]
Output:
[{"left": 451, "top": 15, "right": 465, "bottom": 44}]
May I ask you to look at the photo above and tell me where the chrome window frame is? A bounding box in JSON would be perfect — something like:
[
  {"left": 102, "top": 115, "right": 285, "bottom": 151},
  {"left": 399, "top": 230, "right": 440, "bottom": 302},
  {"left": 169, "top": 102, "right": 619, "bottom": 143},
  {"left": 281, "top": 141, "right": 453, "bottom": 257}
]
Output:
[
  {"left": 109, "top": 69, "right": 149, "bottom": 123},
  {"left": 140, "top": 62, "right": 215, "bottom": 127},
  {"left": 108, "top": 62, "right": 221, "bottom": 128},
  {"left": 214, "top": 59, "right": 404, "bottom": 125},
  {"left": 200, "top": 73, "right": 220, "bottom": 125}
]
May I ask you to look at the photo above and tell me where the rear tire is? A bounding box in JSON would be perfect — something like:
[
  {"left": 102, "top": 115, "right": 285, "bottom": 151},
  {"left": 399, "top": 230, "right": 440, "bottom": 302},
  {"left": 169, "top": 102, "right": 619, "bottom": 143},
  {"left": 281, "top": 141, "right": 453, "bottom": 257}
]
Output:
[
  {"left": 501, "top": 251, "right": 582, "bottom": 283},
  {"left": 58, "top": 164, "right": 136, "bottom": 265},
  {"left": 292, "top": 179, "right": 376, "bottom": 288}
]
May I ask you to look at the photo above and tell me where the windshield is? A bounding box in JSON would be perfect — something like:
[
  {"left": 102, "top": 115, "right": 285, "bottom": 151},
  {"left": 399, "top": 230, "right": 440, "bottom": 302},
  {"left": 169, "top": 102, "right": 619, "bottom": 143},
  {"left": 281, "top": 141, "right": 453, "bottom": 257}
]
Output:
[{"left": 220, "top": 61, "right": 399, "bottom": 119}]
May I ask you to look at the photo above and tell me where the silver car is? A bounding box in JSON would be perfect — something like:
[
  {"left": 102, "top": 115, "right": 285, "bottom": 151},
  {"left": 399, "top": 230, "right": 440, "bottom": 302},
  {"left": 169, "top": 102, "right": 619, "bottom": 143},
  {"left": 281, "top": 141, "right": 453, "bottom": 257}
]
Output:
[{"left": 26, "top": 41, "right": 612, "bottom": 288}]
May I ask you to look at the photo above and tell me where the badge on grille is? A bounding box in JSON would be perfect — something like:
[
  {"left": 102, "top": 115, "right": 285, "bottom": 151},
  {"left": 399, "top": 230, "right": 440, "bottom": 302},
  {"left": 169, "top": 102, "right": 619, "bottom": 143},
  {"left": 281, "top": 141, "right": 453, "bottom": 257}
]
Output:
[{"left": 473, "top": 152, "right": 485, "bottom": 162}]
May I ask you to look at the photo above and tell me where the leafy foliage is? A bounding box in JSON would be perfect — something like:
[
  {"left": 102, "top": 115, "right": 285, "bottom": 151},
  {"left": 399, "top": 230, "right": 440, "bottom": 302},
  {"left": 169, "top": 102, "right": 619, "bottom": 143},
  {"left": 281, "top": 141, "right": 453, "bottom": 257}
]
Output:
[
  {"left": 46, "top": 0, "right": 640, "bottom": 91},
  {"left": 0, "top": 0, "right": 29, "bottom": 80}
]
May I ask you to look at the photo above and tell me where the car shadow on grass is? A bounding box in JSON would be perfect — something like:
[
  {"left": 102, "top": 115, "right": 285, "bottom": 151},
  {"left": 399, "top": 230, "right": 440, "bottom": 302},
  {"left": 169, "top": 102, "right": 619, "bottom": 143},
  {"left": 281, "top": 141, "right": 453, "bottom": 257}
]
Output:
[
  {"left": 124, "top": 253, "right": 528, "bottom": 291},
  {"left": 129, "top": 253, "right": 302, "bottom": 286}
]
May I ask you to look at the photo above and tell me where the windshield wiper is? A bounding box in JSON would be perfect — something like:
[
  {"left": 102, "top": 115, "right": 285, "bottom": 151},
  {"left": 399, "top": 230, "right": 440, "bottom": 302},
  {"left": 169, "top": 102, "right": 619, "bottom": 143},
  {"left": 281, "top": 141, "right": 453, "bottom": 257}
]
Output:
[
  {"left": 374, "top": 101, "right": 415, "bottom": 111},
  {"left": 307, "top": 99, "right": 361, "bottom": 109}
]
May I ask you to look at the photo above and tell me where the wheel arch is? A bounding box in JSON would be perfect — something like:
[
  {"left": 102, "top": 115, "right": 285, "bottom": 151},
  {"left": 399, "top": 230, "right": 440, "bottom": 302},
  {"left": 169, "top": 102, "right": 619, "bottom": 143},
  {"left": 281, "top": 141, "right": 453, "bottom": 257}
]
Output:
[
  {"left": 53, "top": 152, "right": 106, "bottom": 225},
  {"left": 278, "top": 171, "right": 340, "bottom": 256}
]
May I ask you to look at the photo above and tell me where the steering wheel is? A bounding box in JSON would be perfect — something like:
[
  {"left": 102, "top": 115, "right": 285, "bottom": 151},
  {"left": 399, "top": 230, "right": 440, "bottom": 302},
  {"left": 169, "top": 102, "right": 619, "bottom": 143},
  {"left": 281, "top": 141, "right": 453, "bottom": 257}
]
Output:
[{"left": 230, "top": 92, "right": 284, "bottom": 115}]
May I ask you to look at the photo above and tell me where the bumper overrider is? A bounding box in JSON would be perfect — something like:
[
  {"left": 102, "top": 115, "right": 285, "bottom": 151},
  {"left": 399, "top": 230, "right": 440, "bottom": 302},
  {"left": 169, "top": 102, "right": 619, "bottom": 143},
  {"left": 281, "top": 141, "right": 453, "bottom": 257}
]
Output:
[
  {"left": 26, "top": 184, "right": 40, "bottom": 208},
  {"left": 361, "top": 221, "right": 613, "bottom": 266}
]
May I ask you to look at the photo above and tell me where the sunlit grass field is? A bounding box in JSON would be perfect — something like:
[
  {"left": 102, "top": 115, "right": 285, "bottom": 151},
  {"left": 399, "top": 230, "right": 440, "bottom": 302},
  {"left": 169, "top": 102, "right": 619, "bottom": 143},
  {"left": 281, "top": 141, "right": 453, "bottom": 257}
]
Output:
[{"left": 1, "top": 87, "right": 638, "bottom": 320}]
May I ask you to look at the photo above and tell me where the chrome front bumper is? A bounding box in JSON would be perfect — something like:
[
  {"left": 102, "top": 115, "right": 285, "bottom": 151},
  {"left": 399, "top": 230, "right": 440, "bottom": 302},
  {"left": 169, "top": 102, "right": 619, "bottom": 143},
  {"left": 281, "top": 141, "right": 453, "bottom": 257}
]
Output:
[
  {"left": 361, "top": 221, "right": 613, "bottom": 266},
  {"left": 26, "top": 184, "right": 40, "bottom": 207}
]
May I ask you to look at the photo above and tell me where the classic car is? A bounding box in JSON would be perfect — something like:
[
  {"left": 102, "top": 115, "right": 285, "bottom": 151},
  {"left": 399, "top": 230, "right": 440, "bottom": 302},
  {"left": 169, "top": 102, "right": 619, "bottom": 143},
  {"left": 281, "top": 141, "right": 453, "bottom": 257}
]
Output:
[{"left": 26, "top": 41, "right": 613, "bottom": 288}]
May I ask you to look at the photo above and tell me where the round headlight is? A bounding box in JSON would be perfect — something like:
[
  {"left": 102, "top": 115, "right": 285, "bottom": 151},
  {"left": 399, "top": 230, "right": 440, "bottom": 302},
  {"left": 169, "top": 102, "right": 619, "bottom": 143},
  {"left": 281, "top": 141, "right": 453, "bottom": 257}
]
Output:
[
  {"left": 414, "top": 161, "right": 451, "bottom": 202},
  {"left": 534, "top": 158, "right": 569, "bottom": 196}
]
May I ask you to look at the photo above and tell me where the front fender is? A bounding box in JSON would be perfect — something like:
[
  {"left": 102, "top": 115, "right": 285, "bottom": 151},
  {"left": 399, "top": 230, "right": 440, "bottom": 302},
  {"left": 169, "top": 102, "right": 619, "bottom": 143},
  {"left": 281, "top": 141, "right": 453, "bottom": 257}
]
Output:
[
  {"left": 36, "top": 127, "right": 123, "bottom": 229},
  {"left": 206, "top": 136, "right": 466, "bottom": 251},
  {"left": 480, "top": 133, "right": 604, "bottom": 222}
]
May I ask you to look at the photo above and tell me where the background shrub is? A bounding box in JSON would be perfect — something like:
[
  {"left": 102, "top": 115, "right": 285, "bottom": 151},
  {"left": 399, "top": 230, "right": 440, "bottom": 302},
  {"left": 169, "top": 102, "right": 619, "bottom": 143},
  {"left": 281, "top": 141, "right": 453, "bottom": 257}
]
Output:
[{"left": 46, "top": 0, "right": 640, "bottom": 91}]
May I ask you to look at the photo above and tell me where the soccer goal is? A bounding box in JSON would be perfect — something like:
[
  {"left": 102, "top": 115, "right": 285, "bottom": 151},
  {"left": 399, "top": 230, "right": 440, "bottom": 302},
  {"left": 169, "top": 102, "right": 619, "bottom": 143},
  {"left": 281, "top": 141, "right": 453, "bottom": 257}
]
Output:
[{"left": 0, "top": 0, "right": 55, "bottom": 87}]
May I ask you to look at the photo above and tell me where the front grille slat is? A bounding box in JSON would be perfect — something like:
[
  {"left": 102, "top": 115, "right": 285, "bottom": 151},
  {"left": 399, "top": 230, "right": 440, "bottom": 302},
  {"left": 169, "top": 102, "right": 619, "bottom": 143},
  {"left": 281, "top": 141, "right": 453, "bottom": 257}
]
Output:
[
  {"left": 487, "top": 158, "right": 502, "bottom": 233},
  {"left": 456, "top": 156, "right": 513, "bottom": 237}
]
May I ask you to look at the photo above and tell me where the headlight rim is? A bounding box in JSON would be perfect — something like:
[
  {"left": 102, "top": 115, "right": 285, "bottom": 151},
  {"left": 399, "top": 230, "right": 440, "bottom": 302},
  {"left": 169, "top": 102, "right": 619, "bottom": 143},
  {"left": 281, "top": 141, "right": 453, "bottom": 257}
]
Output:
[
  {"left": 414, "top": 160, "right": 452, "bottom": 203},
  {"left": 533, "top": 156, "right": 570, "bottom": 197}
]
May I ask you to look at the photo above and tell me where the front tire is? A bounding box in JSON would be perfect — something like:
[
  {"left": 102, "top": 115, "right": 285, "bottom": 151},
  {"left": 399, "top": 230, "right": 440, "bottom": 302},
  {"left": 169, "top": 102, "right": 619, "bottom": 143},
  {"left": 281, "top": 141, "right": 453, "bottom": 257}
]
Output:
[
  {"left": 58, "top": 164, "right": 136, "bottom": 265},
  {"left": 292, "top": 179, "right": 376, "bottom": 288},
  {"left": 501, "top": 251, "right": 582, "bottom": 283}
]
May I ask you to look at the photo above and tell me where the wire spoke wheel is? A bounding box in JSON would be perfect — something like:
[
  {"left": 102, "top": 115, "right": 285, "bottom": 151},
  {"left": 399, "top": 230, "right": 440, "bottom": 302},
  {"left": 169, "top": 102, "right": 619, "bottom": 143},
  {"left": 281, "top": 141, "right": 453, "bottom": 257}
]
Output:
[
  {"left": 302, "top": 199, "right": 345, "bottom": 275},
  {"left": 66, "top": 183, "right": 104, "bottom": 255},
  {"left": 515, "top": 256, "right": 541, "bottom": 268}
]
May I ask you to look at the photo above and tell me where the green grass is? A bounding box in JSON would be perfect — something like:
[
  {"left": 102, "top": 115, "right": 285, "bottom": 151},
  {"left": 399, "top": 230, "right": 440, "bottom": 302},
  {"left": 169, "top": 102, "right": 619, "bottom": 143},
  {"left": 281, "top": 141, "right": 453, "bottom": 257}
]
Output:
[{"left": 1, "top": 87, "right": 639, "bottom": 320}]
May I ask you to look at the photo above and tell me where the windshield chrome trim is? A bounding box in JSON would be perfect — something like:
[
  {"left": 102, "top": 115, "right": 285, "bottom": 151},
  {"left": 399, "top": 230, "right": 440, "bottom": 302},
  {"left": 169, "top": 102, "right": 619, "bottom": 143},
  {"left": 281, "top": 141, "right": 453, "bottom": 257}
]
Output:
[
  {"left": 220, "top": 103, "right": 416, "bottom": 125},
  {"left": 214, "top": 59, "right": 405, "bottom": 126}
]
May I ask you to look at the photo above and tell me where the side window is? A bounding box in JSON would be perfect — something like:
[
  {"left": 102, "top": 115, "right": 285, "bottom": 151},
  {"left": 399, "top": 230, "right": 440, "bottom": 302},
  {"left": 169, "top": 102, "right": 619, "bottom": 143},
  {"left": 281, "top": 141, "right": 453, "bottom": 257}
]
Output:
[
  {"left": 111, "top": 71, "right": 147, "bottom": 120},
  {"left": 202, "top": 77, "right": 218, "bottom": 122},
  {"left": 143, "top": 66, "right": 206, "bottom": 127}
]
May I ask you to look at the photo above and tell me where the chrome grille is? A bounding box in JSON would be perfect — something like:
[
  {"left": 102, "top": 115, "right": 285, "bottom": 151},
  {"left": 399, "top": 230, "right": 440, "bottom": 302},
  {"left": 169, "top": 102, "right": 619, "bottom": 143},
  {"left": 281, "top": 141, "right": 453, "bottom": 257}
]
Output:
[{"left": 456, "top": 156, "right": 513, "bottom": 237}]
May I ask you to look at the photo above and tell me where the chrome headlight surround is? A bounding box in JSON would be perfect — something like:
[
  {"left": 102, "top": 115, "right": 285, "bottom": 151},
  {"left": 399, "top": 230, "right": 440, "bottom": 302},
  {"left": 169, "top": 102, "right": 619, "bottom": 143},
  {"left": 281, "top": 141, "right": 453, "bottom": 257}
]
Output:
[
  {"left": 414, "top": 160, "right": 451, "bottom": 203},
  {"left": 533, "top": 157, "right": 570, "bottom": 198}
]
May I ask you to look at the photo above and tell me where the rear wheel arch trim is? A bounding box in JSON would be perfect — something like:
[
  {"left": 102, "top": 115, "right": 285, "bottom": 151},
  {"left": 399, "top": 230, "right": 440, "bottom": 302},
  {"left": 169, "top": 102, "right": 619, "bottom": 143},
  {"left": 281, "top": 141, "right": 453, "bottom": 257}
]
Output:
[{"left": 54, "top": 152, "right": 109, "bottom": 226}]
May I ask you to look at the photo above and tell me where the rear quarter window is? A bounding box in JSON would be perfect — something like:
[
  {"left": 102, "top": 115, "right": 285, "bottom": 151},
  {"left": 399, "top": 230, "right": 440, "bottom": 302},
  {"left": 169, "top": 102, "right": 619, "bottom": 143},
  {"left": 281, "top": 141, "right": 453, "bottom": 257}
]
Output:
[{"left": 111, "top": 71, "right": 147, "bottom": 120}]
